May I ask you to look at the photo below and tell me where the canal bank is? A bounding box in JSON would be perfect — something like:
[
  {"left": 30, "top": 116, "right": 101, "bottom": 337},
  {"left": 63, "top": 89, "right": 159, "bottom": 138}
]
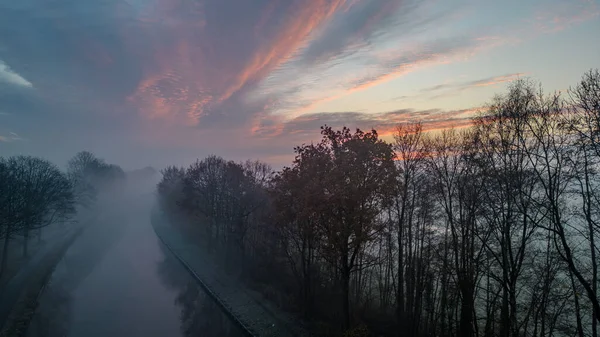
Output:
[
  {"left": 151, "top": 208, "right": 310, "bottom": 337},
  {"left": 0, "top": 225, "right": 83, "bottom": 337}
]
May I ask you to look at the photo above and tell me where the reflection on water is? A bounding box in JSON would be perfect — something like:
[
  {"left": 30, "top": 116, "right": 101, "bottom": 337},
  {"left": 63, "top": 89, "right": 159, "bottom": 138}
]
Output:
[
  {"left": 26, "top": 200, "right": 247, "bottom": 337},
  {"left": 156, "top": 244, "right": 247, "bottom": 337}
]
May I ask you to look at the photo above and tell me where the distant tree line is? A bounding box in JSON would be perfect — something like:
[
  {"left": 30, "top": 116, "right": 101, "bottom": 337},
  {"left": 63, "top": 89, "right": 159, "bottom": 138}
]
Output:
[
  {"left": 157, "top": 69, "right": 600, "bottom": 337},
  {"left": 66, "top": 151, "right": 127, "bottom": 206},
  {"left": 0, "top": 151, "right": 125, "bottom": 277}
]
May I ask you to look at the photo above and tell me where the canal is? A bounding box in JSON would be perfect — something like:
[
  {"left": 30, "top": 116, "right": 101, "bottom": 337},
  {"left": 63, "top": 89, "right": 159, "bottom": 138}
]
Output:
[{"left": 25, "top": 196, "right": 247, "bottom": 337}]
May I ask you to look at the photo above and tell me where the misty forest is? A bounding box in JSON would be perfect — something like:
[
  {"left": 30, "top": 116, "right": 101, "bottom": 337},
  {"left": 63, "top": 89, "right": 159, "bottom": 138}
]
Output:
[
  {"left": 2, "top": 69, "right": 600, "bottom": 337},
  {"left": 0, "top": 151, "right": 125, "bottom": 277}
]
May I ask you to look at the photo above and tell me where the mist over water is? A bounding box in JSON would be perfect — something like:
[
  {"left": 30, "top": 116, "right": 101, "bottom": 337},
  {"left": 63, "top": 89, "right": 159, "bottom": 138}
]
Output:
[{"left": 25, "top": 174, "right": 246, "bottom": 337}]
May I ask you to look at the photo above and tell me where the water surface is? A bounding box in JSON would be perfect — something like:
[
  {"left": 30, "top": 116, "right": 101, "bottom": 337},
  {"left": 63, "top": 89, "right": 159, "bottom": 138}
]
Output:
[{"left": 26, "top": 198, "right": 246, "bottom": 337}]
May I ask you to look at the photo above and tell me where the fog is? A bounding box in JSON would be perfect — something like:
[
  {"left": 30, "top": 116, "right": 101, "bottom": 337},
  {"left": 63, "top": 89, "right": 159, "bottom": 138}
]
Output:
[{"left": 22, "top": 168, "right": 246, "bottom": 337}]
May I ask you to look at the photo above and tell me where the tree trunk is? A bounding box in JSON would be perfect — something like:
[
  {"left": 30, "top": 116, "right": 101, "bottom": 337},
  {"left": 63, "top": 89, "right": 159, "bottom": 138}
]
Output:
[
  {"left": 22, "top": 228, "right": 29, "bottom": 257},
  {"left": 509, "top": 281, "right": 519, "bottom": 337},
  {"left": 0, "top": 234, "right": 10, "bottom": 277},
  {"left": 501, "top": 285, "right": 509, "bottom": 337},
  {"left": 459, "top": 284, "right": 474, "bottom": 337},
  {"left": 569, "top": 268, "right": 585, "bottom": 337},
  {"left": 557, "top": 221, "right": 600, "bottom": 323},
  {"left": 301, "top": 238, "right": 314, "bottom": 319},
  {"left": 397, "top": 209, "right": 405, "bottom": 333},
  {"left": 439, "top": 223, "right": 450, "bottom": 337},
  {"left": 581, "top": 151, "right": 599, "bottom": 337},
  {"left": 484, "top": 270, "right": 493, "bottom": 337},
  {"left": 342, "top": 266, "right": 351, "bottom": 331}
]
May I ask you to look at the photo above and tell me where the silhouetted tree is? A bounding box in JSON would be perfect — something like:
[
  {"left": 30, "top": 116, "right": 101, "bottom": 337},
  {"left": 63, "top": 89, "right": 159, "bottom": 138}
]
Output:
[
  {"left": 0, "top": 156, "right": 75, "bottom": 274},
  {"left": 157, "top": 166, "right": 186, "bottom": 212},
  {"left": 271, "top": 141, "right": 331, "bottom": 318},
  {"left": 392, "top": 122, "right": 428, "bottom": 334},
  {"left": 567, "top": 69, "right": 600, "bottom": 335},
  {"left": 67, "top": 151, "right": 126, "bottom": 207},
  {"left": 472, "top": 80, "right": 544, "bottom": 337},
  {"left": 312, "top": 126, "right": 396, "bottom": 330}
]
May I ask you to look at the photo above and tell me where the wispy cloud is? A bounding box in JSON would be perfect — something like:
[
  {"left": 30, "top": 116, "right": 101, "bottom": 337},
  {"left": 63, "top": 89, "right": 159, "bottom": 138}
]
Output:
[
  {"left": 0, "top": 131, "right": 23, "bottom": 142},
  {"left": 420, "top": 72, "right": 527, "bottom": 93},
  {"left": 531, "top": 0, "right": 599, "bottom": 34},
  {"left": 128, "top": 0, "right": 347, "bottom": 127},
  {"left": 255, "top": 32, "right": 497, "bottom": 121},
  {"left": 0, "top": 61, "right": 32, "bottom": 88},
  {"left": 297, "top": 0, "right": 410, "bottom": 66},
  {"left": 252, "top": 106, "right": 481, "bottom": 141}
]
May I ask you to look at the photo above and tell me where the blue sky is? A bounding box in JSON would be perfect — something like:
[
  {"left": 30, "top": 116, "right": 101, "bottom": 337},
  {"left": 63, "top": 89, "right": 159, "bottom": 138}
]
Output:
[{"left": 0, "top": 0, "right": 598, "bottom": 169}]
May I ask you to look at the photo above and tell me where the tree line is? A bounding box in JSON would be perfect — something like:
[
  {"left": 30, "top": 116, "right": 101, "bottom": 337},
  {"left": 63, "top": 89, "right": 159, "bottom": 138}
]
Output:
[
  {"left": 0, "top": 151, "right": 125, "bottom": 277},
  {"left": 156, "top": 69, "right": 600, "bottom": 337}
]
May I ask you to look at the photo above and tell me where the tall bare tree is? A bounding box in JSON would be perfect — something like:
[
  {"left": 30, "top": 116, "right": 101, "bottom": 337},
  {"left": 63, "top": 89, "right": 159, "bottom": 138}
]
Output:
[
  {"left": 392, "top": 122, "right": 428, "bottom": 334},
  {"left": 567, "top": 69, "right": 600, "bottom": 335},
  {"left": 0, "top": 156, "right": 75, "bottom": 274},
  {"left": 472, "top": 80, "right": 545, "bottom": 337},
  {"left": 425, "top": 129, "right": 487, "bottom": 337}
]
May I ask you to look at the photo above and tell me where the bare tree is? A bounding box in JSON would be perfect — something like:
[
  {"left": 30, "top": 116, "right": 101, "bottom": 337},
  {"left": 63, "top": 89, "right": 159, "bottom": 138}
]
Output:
[
  {"left": 567, "top": 69, "right": 600, "bottom": 335},
  {"left": 0, "top": 157, "right": 22, "bottom": 276},
  {"left": 157, "top": 166, "right": 186, "bottom": 212},
  {"left": 392, "top": 122, "right": 429, "bottom": 334},
  {"left": 67, "top": 151, "right": 125, "bottom": 206},
  {"left": 271, "top": 151, "right": 326, "bottom": 318},
  {"left": 0, "top": 156, "right": 75, "bottom": 274},
  {"left": 67, "top": 151, "right": 102, "bottom": 207},
  {"left": 425, "top": 129, "right": 487, "bottom": 337},
  {"left": 472, "top": 80, "right": 545, "bottom": 337}
]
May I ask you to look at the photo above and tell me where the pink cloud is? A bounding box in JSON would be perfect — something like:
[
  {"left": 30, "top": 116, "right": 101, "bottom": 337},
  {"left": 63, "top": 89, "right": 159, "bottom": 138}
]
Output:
[{"left": 127, "top": 0, "right": 347, "bottom": 126}]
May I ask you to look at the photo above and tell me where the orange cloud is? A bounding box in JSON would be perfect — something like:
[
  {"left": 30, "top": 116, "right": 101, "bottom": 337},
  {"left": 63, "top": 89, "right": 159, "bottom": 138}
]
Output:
[
  {"left": 220, "top": 0, "right": 347, "bottom": 103},
  {"left": 127, "top": 0, "right": 348, "bottom": 127},
  {"left": 471, "top": 73, "right": 528, "bottom": 87},
  {"left": 278, "top": 48, "right": 454, "bottom": 120},
  {"left": 377, "top": 109, "right": 479, "bottom": 139},
  {"left": 270, "top": 36, "right": 487, "bottom": 121},
  {"left": 347, "top": 36, "right": 514, "bottom": 95},
  {"left": 348, "top": 60, "right": 430, "bottom": 94},
  {"left": 418, "top": 72, "right": 528, "bottom": 97},
  {"left": 253, "top": 106, "right": 483, "bottom": 142}
]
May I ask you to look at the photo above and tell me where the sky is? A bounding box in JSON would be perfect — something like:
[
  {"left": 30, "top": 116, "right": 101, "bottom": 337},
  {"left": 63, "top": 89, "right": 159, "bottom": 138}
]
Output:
[{"left": 0, "top": 0, "right": 599, "bottom": 170}]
